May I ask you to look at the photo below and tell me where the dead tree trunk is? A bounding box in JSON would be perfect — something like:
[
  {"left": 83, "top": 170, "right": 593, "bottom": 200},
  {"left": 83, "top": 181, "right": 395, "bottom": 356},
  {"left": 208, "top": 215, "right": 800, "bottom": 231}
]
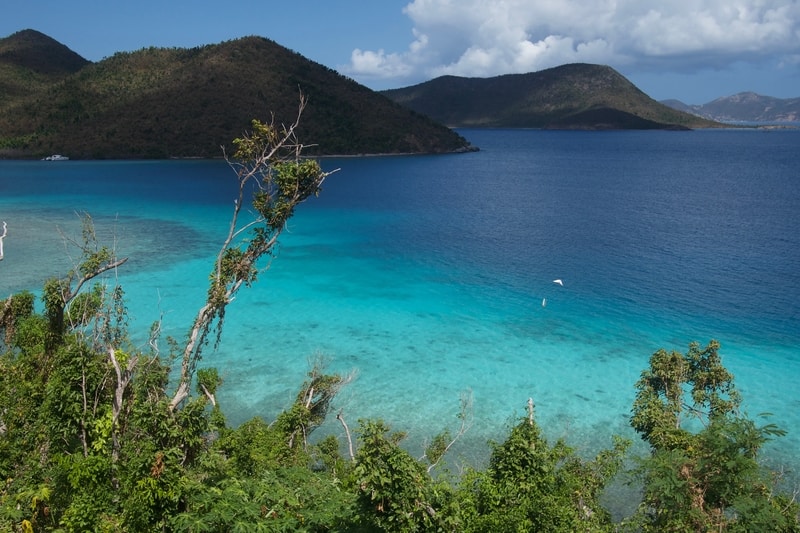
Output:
[
  {"left": 108, "top": 348, "right": 137, "bottom": 463},
  {"left": 0, "top": 221, "right": 7, "bottom": 260}
]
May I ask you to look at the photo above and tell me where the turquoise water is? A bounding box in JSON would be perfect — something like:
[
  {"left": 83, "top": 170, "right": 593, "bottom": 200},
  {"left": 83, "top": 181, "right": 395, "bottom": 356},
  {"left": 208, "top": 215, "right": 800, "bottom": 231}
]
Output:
[{"left": 1, "top": 129, "right": 798, "bottom": 480}]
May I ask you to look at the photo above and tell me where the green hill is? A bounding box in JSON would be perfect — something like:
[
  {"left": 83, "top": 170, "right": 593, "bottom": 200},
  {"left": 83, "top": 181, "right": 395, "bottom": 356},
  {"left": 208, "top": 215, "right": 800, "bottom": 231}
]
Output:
[
  {"left": 0, "top": 29, "right": 89, "bottom": 107},
  {"left": 381, "top": 64, "right": 720, "bottom": 130},
  {"left": 0, "top": 30, "right": 472, "bottom": 159},
  {"left": 662, "top": 92, "right": 800, "bottom": 123}
]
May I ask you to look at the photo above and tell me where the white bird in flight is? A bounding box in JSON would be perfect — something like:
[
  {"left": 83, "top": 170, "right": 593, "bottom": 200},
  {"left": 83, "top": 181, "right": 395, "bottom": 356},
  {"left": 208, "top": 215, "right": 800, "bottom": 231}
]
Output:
[{"left": 553, "top": 279, "right": 563, "bottom": 286}]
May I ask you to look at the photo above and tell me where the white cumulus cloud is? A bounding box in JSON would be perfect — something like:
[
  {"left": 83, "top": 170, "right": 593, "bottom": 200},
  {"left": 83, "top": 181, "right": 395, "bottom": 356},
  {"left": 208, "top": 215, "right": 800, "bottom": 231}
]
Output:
[{"left": 342, "top": 0, "right": 800, "bottom": 88}]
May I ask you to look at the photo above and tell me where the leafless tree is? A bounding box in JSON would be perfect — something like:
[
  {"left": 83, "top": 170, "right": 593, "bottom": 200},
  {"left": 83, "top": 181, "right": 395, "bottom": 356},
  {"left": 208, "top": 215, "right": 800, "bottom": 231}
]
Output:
[{"left": 0, "top": 221, "right": 7, "bottom": 260}]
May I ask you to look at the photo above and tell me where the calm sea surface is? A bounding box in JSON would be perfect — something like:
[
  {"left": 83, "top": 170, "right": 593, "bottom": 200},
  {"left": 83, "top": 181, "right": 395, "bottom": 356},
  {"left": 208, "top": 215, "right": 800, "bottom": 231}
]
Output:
[{"left": 1, "top": 128, "right": 799, "bottom": 481}]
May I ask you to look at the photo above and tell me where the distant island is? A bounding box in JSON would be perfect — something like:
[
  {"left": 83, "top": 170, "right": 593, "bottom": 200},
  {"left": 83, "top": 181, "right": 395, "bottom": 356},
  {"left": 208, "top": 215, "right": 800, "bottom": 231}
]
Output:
[
  {"left": 661, "top": 92, "right": 800, "bottom": 123},
  {"left": 380, "top": 64, "right": 720, "bottom": 130},
  {"left": 6, "top": 29, "right": 788, "bottom": 160},
  {"left": 0, "top": 29, "right": 472, "bottom": 159}
]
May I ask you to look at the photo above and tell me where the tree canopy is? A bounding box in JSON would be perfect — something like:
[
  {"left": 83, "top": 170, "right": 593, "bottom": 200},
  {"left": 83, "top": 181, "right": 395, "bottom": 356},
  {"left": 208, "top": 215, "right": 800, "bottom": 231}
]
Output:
[{"left": 628, "top": 340, "right": 798, "bottom": 532}]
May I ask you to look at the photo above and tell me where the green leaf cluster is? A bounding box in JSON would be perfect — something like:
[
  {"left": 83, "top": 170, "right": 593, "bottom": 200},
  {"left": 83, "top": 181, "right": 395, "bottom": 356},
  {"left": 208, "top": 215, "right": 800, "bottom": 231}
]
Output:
[
  {"left": 353, "top": 420, "right": 439, "bottom": 531},
  {"left": 627, "top": 340, "right": 800, "bottom": 531},
  {"left": 454, "top": 421, "right": 628, "bottom": 532}
]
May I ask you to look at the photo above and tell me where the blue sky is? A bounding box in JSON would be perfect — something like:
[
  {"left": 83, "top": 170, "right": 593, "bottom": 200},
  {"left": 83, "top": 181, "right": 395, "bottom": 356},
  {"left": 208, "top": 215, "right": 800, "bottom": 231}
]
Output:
[{"left": 3, "top": 0, "right": 798, "bottom": 104}]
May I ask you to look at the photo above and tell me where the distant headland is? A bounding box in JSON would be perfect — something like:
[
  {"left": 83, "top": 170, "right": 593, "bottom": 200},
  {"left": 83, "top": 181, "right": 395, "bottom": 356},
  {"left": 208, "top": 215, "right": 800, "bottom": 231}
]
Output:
[{"left": 1, "top": 29, "right": 735, "bottom": 160}]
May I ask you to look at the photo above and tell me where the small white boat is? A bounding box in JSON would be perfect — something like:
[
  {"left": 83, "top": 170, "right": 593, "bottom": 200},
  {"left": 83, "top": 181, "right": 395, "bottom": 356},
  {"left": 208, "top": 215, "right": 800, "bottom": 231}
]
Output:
[{"left": 43, "top": 154, "right": 69, "bottom": 161}]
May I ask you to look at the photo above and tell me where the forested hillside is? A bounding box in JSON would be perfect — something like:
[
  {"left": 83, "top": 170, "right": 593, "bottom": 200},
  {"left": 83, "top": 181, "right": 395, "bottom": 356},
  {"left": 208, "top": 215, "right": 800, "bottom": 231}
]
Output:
[
  {"left": 0, "top": 30, "right": 472, "bottom": 158},
  {"left": 0, "top": 29, "right": 89, "bottom": 105},
  {"left": 382, "top": 64, "right": 721, "bottom": 130}
]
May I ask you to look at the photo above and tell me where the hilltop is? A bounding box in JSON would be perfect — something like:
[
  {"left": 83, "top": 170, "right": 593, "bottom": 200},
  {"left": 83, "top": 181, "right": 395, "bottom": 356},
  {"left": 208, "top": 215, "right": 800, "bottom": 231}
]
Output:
[
  {"left": 382, "top": 64, "right": 719, "bottom": 130},
  {"left": 0, "top": 29, "right": 89, "bottom": 106},
  {"left": 0, "top": 30, "right": 472, "bottom": 159},
  {"left": 662, "top": 92, "right": 800, "bottom": 123}
]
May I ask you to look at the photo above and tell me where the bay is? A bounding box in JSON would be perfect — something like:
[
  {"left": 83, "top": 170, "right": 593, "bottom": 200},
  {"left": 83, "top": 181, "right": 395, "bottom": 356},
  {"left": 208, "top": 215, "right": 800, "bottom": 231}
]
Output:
[{"left": 1, "top": 128, "right": 798, "bottom": 483}]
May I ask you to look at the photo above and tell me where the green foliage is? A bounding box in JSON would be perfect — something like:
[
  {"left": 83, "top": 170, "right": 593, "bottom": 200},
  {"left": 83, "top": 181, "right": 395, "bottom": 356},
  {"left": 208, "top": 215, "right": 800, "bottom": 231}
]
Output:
[
  {"left": 212, "top": 122, "right": 327, "bottom": 294},
  {"left": 173, "top": 411, "right": 356, "bottom": 531},
  {"left": 0, "top": 290, "right": 35, "bottom": 347},
  {"left": 353, "top": 419, "right": 444, "bottom": 531},
  {"left": 424, "top": 430, "right": 451, "bottom": 468},
  {"left": 10, "top": 483, "right": 55, "bottom": 532},
  {"left": 52, "top": 453, "right": 114, "bottom": 531},
  {"left": 64, "top": 283, "right": 103, "bottom": 327},
  {"left": 197, "top": 367, "right": 222, "bottom": 397},
  {"left": 631, "top": 340, "right": 741, "bottom": 451},
  {"left": 627, "top": 340, "right": 800, "bottom": 531},
  {"left": 41, "top": 340, "right": 108, "bottom": 452},
  {"left": 455, "top": 416, "right": 628, "bottom": 532},
  {"left": 274, "top": 363, "right": 348, "bottom": 450},
  {"left": 42, "top": 276, "right": 69, "bottom": 347},
  {"left": 218, "top": 417, "right": 292, "bottom": 475},
  {"left": 262, "top": 159, "right": 326, "bottom": 230},
  {"left": 36, "top": 214, "right": 127, "bottom": 354},
  {"left": 173, "top": 464, "right": 356, "bottom": 532}
]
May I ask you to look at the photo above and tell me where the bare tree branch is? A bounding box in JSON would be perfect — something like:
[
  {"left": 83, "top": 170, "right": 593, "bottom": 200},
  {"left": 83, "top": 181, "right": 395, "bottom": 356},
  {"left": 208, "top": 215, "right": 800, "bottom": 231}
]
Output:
[
  {"left": 425, "top": 390, "right": 474, "bottom": 473},
  {"left": 108, "top": 347, "right": 138, "bottom": 463},
  {"left": 199, "top": 383, "right": 217, "bottom": 407},
  {"left": 169, "top": 94, "right": 337, "bottom": 411},
  {"left": 528, "top": 396, "right": 535, "bottom": 426},
  {"left": 337, "top": 410, "right": 355, "bottom": 462},
  {"left": 0, "top": 221, "right": 7, "bottom": 260}
]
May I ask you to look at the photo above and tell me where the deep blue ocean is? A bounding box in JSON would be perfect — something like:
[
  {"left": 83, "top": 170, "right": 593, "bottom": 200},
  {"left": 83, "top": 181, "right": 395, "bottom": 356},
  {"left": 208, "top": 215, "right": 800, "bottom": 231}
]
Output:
[{"left": 1, "top": 128, "right": 798, "bottom": 486}]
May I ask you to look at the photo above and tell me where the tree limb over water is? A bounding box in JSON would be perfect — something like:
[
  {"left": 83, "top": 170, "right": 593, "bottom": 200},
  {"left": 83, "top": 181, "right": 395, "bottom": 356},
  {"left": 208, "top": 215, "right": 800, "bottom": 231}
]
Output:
[
  {"left": 169, "top": 94, "right": 336, "bottom": 411},
  {"left": 0, "top": 221, "right": 7, "bottom": 260}
]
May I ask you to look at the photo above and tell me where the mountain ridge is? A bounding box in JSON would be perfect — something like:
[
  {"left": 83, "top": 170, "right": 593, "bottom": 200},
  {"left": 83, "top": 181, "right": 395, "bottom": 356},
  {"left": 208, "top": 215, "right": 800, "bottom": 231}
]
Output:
[
  {"left": 661, "top": 92, "right": 800, "bottom": 123},
  {"left": 0, "top": 29, "right": 89, "bottom": 75},
  {"left": 0, "top": 29, "right": 90, "bottom": 106},
  {"left": 381, "top": 64, "right": 719, "bottom": 130},
  {"left": 0, "top": 30, "right": 472, "bottom": 159}
]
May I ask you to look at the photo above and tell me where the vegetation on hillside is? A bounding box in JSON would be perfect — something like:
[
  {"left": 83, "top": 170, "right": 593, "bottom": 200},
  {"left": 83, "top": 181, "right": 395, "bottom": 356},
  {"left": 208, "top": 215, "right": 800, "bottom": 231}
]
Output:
[
  {"left": 0, "top": 29, "right": 89, "bottom": 109},
  {"left": 1, "top": 112, "right": 797, "bottom": 532},
  {"left": 382, "top": 64, "right": 722, "bottom": 130},
  {"left": 0, "top": 30, "right": 472, "bottom": 159}
]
